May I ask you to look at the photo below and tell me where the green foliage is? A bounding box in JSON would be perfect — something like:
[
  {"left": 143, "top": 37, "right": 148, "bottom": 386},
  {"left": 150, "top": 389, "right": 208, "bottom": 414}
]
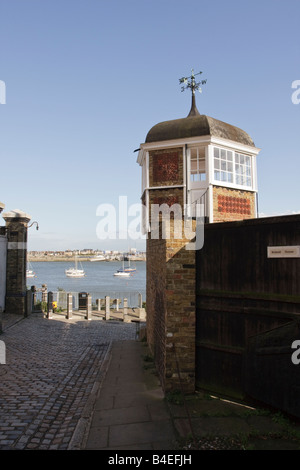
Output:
[{"left": 34, "top": 300, "right": 47, "bottom": 312}]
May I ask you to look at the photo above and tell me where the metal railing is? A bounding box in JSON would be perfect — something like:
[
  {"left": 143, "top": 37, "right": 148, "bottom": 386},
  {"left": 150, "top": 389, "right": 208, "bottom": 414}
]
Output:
[
  {"left": 31, "top": 289, "right": 144, "bottom": 311},
  {"left": 188, "top": 188, "right": 209, "bottom": 222}
]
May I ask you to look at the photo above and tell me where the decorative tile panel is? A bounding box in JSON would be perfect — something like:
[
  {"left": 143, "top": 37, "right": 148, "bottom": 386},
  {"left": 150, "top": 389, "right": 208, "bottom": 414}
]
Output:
[
  {"left": 218, "top": 195, "right": 251, "bottom": 215},
  {"left": 153, "top": 152, "right": 179, "bottom": 184}
]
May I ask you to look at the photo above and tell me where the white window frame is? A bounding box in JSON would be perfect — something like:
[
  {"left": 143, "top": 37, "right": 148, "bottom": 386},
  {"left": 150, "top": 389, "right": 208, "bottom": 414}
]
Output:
[
  {"left": 188, "top": 146, "right": 207, "bottom": 190},
  {"left": 213, "top": 146, "right": 255, "bottom": 190}
]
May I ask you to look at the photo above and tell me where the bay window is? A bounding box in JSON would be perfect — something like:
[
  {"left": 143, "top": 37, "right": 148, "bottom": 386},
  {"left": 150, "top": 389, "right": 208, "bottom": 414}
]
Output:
[{"left": 213, "top": 146, "right": 252, "bottom": 188}]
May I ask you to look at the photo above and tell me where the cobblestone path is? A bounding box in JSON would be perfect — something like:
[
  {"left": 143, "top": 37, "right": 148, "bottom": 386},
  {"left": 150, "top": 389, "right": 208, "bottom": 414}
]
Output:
[{"left": 0, "top": 313, "right": 137, "bottom": 450}]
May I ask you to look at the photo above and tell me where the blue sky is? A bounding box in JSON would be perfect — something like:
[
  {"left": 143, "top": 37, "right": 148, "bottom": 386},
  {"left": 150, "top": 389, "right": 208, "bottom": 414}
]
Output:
[{"left": 0, "top": 0, "right": 299, "bottom": 251}]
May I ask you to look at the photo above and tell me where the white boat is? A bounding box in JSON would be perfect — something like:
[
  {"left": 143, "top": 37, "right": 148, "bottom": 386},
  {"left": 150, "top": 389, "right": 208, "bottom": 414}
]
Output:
[
  {"left": 26, "top": 262, "right": 36, "bottom": 278},
  {"left": 113, "top": 258, "right": 131, "bottom": 277},
  {"left": 65, "top": 255, "right": 86, "bottom": 278},
  {"left": 113, "top": 270, "right": 131, "bottom": 277},
  {"left": 26, "top": 269, "right": 36, "bottom": 278}
]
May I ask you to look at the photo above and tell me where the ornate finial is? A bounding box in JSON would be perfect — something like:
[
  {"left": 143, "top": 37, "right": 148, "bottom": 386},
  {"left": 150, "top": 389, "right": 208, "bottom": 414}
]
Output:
[{"left": 179, "top": 69, "right": 207, "bottom": 117}]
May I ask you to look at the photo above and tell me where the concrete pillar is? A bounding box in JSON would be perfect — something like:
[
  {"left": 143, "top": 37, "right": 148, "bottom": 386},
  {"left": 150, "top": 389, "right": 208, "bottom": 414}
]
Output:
[
  {"left": 123, "top": 298, "right": 130, "bottom": 322},
  {"left": 41, "top": 284, "right": 47, "bottom": 303},
  {"left": 105, "top": 296, "right": 110, "bottom": 320},
  {"left": 47, "top": 291, "right": 53, "bottom": 319},
  {"left": 31, "top": 285, "right": 37, "bottom": 307},
  {"left": 2, "top": 209, "right": 31, "bottom": 315},
  {"left": 67, "top": 293, "right": 73, "bottom": 319},
  {"left": 138, "top": 307, "right": 146, "bottom": 321},
  {"left": 96, "top": 298, "right": 102, "bottom": 312},
  {"left": 115, "top": 298, "right": 120, "bottom": 312},
  {"left": 86, "top": 294, "right": 92, "bottom": 320},
  {"left": 138, "top": 293, "right": 143, "bottom": 308}
]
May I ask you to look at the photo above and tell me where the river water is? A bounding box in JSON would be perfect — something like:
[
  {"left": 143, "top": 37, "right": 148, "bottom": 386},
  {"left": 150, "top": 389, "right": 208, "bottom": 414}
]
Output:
[{"left": 28, "top": 260, "right": 146, "bottom": 308}]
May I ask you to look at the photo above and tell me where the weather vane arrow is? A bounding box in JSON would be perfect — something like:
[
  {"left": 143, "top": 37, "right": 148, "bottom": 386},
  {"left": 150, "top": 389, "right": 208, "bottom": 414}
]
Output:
[{"left": 179, "top": 69, "right": 207, "bottom": 116}]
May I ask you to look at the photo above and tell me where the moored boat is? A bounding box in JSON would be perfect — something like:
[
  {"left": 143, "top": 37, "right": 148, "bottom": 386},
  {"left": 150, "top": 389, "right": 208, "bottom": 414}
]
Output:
[{"left": 65, "top": 254, "right": 85, "bottom": 278}]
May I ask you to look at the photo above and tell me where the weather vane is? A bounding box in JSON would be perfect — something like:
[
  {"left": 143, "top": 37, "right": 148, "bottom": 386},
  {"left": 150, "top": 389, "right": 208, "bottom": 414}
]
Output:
[
  {"left": 179, "top": 69, "right": 207, "bottom": 116},
  {"left": 179, "top": 69, "right": 207, "bottom": 94}
]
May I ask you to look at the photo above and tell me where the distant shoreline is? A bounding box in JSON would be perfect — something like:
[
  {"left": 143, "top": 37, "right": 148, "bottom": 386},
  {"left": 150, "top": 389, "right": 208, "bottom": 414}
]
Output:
[{"left": 28, "top": 257, "right": 146, "bottom": 262}]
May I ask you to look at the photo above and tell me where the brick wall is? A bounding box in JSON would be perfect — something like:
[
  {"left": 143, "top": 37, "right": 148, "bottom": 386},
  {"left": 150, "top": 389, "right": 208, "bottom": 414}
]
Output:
[
  {"left": 3, "top": 213, "right": 30, "bottom": 315},
  {"left": 146, "top": 219, "right": 196, "bottom": 393},
  {"left": 146, "top": 236, "right": 166, "bottom": 383}
]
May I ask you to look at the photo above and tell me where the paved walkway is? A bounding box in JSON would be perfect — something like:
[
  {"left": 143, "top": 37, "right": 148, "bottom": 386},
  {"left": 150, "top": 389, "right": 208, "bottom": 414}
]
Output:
[
  {"left": 84, "top": 340, "right": 176, "bottom": 450},
  {"left": 0, "top": 312, "right": 137, "bottom": 450},
  {"left": 1, "top": 312, "right": 300, "bottom": 451}
]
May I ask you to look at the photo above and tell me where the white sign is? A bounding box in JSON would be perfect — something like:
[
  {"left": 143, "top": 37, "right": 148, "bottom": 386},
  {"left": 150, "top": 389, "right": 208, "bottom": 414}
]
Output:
[{"left": 267, "top": 246, "right": 300, "bottom": 258}]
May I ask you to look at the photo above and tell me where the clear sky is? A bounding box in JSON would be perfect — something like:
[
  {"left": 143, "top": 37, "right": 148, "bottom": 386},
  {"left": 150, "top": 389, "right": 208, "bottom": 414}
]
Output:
[{"left": 0, "top": 0, "right": 299, "bottom": 252}]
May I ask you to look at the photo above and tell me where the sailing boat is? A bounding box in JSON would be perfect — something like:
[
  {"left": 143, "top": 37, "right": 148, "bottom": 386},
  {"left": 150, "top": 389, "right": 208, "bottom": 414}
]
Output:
[
  {"left": 113, "top": 257, "right": 131, "bottom": 277},
  {"left": 65, "top": 254, "right": 86, "bottom": 278},
  {"left": 26, "top": 261, "right": 36, "bottom": 278},
  {"left": 123, "top": 257, "right": 136, "bottom": 273}
]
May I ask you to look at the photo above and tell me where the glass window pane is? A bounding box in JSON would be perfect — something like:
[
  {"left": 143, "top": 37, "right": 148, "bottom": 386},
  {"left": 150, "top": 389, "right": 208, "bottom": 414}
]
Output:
[
  {"left": 214, "top": 158, "right": 220, "bottom": 169},
  {"left": 190, "top": 160, "right": 198, "bottom": 171},
  {"left": 198, "top": 159, "right": 205, "bottom": 172},
  {"left": 191, "top": 148, "right": 197, "bottom": 158},
  {"left": 190, "top": 148, "right": 206, "bottom": 184}
]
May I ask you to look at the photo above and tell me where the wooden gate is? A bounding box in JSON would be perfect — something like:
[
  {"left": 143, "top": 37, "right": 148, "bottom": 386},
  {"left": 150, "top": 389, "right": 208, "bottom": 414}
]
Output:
[{"left": 195, "top": 215, "right": 300, "bottom": 416}]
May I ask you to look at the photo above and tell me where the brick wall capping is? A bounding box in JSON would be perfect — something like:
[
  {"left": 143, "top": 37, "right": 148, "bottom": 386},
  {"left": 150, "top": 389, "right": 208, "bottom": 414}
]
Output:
[
  {"left": 206, "top": 213, "right": 300, "bottom": 231},
  {"left": 145, "top": 114, "right": 255, "bottom": 147},
  {"left": 2, "top": 209, "right": 31, "bottom": 224}
]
